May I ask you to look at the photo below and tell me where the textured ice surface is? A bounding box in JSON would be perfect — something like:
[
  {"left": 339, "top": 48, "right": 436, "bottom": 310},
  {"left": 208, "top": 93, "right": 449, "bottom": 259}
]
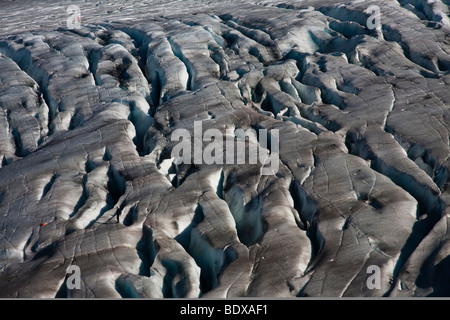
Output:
[{"left": 0, "top": 0, "right": 449, "bottom": 297}]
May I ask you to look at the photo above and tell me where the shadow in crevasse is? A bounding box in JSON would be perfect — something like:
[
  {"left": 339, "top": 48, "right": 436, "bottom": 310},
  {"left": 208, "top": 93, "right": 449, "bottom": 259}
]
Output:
[
  {"left": 412, "top": 241, "right": 450, "bottom": 297},
  {"left": 426, "top": 255, "right": 450, "bottom": 297}
]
